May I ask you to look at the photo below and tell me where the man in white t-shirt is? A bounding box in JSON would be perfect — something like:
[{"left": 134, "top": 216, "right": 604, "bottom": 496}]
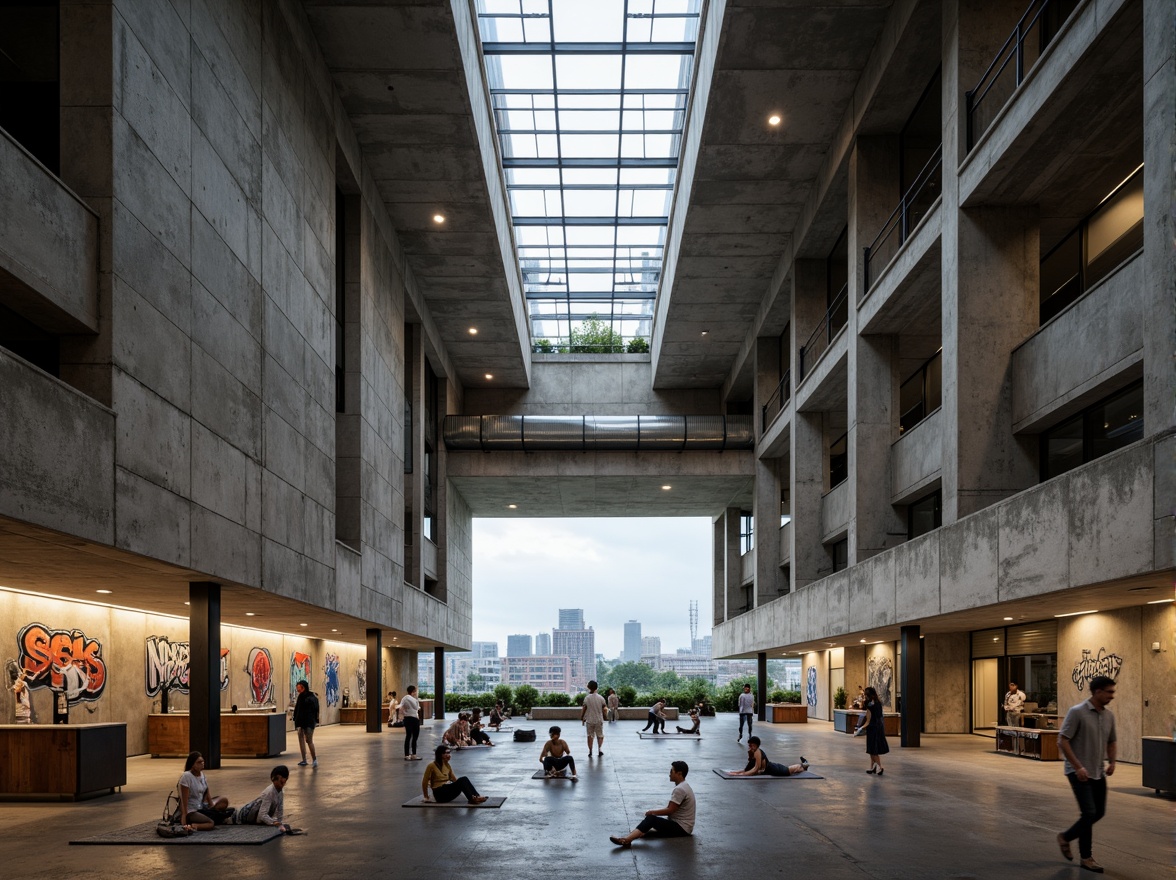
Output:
[
  {"left": 580, "top": 680, "right": 608, "bottom": 757},
  {"left": 1003, "top": 682, "right": 1026, "bottom": 727},
  {"left": 609, "top": 761, "right": 695, "bottom": 848}
]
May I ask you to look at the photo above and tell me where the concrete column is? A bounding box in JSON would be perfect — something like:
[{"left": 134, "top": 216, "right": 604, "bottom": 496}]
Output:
[
  {"left": 722, "top": 507, "right": 742, "bottom": 613},
  {"left": 712, "top": 515, "right": 726, "bottom": 623},
  {"left": 756, "top": 652, "right": 768, "bottom": 722},
  {"left": 189, "top": 581, "right": 221, "bottom": 769},
  {"left": 850, "top": 136, "right": 899, "bottom": 306},
  {"left": 405, "top": 324, "right": 426, "bottom": 588},
  {"left": 942, "top": 2, "right": 1039, "bottom": 522},
  {"left": 754, "top": 456, "right": 783, "bottom": 603},
  {"left": 1142, "top": 0, "right": 1176, "bottom": 435},
  {"left": 849, "top": 334, "right": 903, "bottom": 562},
  {"left": 900, "top": 625, "right": 922, "bottom": 747},
  {"left": 433, "top": 647, "right": 445, "bottom": 720},
  {"left": 366, "top": 628, "right": 382, "bottom": 733},
  {"left": 924, "top": 632, "right": 970, "bottom": 733},
  {"left": 791, "top": 411, "right": 824, "bottom": 590}
]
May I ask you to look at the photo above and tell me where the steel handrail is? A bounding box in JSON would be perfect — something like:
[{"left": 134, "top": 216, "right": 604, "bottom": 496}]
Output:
[
  {"left": 761, "top": 369, "right": 792, "bottom": 432},
  {"left": 863, "top": 146, "right": 942, "bottom": 292},
  {"left": 798, "top": 282, "right": 849, "bottom": 379}
]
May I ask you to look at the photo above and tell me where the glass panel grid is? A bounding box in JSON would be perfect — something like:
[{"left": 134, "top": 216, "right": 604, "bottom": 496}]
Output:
[{"left": 476, "top": 0, "right": 702, "bottom": 350}]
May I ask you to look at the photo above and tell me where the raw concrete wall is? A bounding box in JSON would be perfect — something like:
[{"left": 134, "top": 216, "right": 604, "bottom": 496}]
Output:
[
  {"left": 891, "top": 408, "right": 942, "bottom": 502},
  {"left": 924, "top": 632, "right": 969, "bottom": 733},
  {"left": 1010, "top": 254, "right": 1143, "bottom": 431},
  {"left": 820, "top": 481, "right": 851, "bottom": 541}
]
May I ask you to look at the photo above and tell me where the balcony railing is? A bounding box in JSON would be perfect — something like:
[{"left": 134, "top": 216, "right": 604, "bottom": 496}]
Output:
[
  {"left": 863, "top": 146, "right": 942, "bottom": 294},
  {"left": 965, "top": 0, "right": 1080, "bottom": 150},
  {"left": 761, "top": 369, "right": 791, "bottom": 432},
  {"left": 798, "top": 283, "right": 848, "bottom": 380}
]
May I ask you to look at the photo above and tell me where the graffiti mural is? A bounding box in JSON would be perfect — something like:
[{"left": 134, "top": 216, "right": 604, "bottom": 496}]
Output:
[
  {"left": 246, "top": 647, "right": 274, "bottom": 705},
  {"left": 868, "top": 656, "right": 894, "bottom": 708},
  {"left": 289, "top": 652, "right": 312, "bottom": 703},
  {"left": 806, "top": 665, "right": 818, "bottom": 707},
  {"left": 355, "top": 659, "right": 367, "bottom": 702},
  {"left": 16, "top": 623, "right": 107, "bottom": 704},
  {"left": 144, "top": 636, "right": 229, "bottom": 696},
  {"left": 1071, "top": 648, "right": 1123, "bottom": 693},
  {"left": 323, "top": 654, "right": 340, "bottom": 707}
]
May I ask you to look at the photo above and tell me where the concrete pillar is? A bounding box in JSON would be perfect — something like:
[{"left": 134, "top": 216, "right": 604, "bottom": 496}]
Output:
[
  {"left": 849, "top": 333, "right": 903, "bottom": 562},
  {"left": 721, "top": 507, "right": 742, "bottom": 613},
  {"left": 366, "top": 629, "right": 382, "bottom": 733},
  {"left": 900, "top": 625, "right": 922, "bottom": 747},
  {"left": 335, "top": 193, "right": 361, "bottom": 548},
  {"left": 405, "top": 324, "right": 426, "bottom": 589},
  {"left": 1142, "top": 0, "right": 1176, "bottom": 435},
  {"left": 756, "top": 652, "right": 768, "bottom": 722},
  {"left": 924, "top": 632, "right": 970, "bottom": 733},
  {"left": 433, "top": 647, "right": 445, "bottom": 720},
  {"left": 791, "top": 411, "right": 824, "bottom": 590},
  {"left": 189, "top": 581, "right": 221, "bottom": 769},
  {"left": 754, "top": 456, "right": 783, "bottom": 603},
  {"left": 712, "top": 515, "right": 726, "bottom": 623},
  {"left": 850, "top": 136, "right": 899, "bottom": 306},
  {"left": 793, "top": 260, "right": 826, "bottom": 380}
]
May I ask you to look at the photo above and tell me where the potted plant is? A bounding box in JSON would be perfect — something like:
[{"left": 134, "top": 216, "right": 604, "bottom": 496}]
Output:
[{"left": 833, "top": 687, "right": 848, "bottom": 710}]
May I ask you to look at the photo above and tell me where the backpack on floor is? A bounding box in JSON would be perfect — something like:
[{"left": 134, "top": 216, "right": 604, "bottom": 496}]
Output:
[
  {"left": 157, "top": 792, "right": 191, "bottom": 838},
  {"left": 513, "top": 728, "right": 536, "bottom": 742}
]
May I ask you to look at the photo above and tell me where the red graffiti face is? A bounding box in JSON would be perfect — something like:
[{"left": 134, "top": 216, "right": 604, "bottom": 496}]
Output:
[
  {"left": 249, "top": 647, "right": 273, "bottom": 704},
  {"left": 17, "top": 623, "right": 107, "bottom": 700}
]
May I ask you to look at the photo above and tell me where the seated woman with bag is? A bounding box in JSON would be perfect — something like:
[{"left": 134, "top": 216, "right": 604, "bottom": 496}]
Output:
[{"left": 177, "top": 751, "right": 233, "bottom": 831}]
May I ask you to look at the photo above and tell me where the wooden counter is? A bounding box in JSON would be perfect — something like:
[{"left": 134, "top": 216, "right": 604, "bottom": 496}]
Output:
[
  {"left": 148, "top": 713, "right": 286, "bottom": 758},
  {"left": 0, "top": 723, "right": 126, "bottom": 800},
  {"left": 766, "top": 703, "right": 808, "bottom": 723},
  {"left": 339, "top": 706, "right": 391, "bottom": 724},
  {"left": 995, "top": 725, "right": 1060, "bottom": 761},
  {"left": 834, "top": 709, "right": 900, "bottom": 735}
]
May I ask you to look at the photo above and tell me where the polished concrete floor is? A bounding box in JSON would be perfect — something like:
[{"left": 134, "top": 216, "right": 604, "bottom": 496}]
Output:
[{"left": 2, "top": 716, "right": 1172, "bottom": 879}]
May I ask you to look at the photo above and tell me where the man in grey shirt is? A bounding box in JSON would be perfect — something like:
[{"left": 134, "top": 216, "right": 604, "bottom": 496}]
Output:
[
  {"left": 737, "top": 684, "right": 755, "bottom": 741},
  {"left": 1055, "top": 675, "right": 1117, "bottom": 874}
]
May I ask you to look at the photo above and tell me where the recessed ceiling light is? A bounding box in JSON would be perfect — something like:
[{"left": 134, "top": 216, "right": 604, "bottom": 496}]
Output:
[
  {"left": 433, "top": 214, "right": 445, "bottom": 223},
  {"left": 859, "top": 638, "right": 867, "bottom": 643},
  {"left": 1147, "top": 598, "right": 1174, "bottom": 604},
  {"left": 245, "top": 612, "right": 255, "bottom": 617},
  {"left": 768, "top": 114, "right": 781, "bottom": 126},
  {"left": 1055, "top": 610, "right": 1098, "bottom": 618},
  {"left": 1003, "top": 616, "right": 1013, "bottom": 621},
  {"left": 184, "top": 601, "right": 190, "bottom": 606},
  {"left": 661, "top": 485, "right": 671, "bottom": 490},
  {"left": 700, "top": 330, "right": 708, "bottom": 336},
  {"left": 484, "top": 373, "right": 493, "bottom": 380},
  {"left": 96, "top": 589, "right": 112, "bottom": 595},
  {"left": 331, "top": 628, "right": 338, "bottom": 632},
  {"left": 300, "top": 623, "right": 308, "bottom": 627},
  {"left": 507, "top": 503, "right": 517, "bottom": 509},
  {"left": 468, "top": 327, "right": 478, "bottom": 335}
]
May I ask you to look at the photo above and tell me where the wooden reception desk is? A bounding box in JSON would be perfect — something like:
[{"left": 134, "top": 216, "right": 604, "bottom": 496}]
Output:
[
  {"left": 766, "top": 703, "right": 808, "bottom": 723},
  {"left": 148, "top": 712, "right": 286, "bottom": 758},
  {"left": 0, "top": 723, "right": 127, "bottom": 800}
]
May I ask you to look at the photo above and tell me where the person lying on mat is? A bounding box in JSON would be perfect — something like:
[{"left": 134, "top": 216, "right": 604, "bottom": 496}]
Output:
[
  {"left": 727, "top": 736, "right": 809, "bottom": 776},
  {"left": 177, "top": 751, "right": 231, "bottom": 831},
  {"left": 539, "top": 726, "right": 578, "bottom": 779},
  {"left": 442, "top": 713, "right": 474, "bottom": 747},
  {"left": 675, "top": 707, "right": 700, "bottom": 735},
  {"left": 232, "top": 765, "right": 291, "bottom": 832},
  {"left": 421, "top": 745, "right": 488, "bottom": 804}
]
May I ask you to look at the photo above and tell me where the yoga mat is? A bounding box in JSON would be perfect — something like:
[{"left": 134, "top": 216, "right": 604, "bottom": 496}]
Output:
[
  {"left": 71, "top": 822, "right": 284, "bottom": 846},
  {"left": 531, "top": 770, "right": 576, "bottom": 780},
  {"left": 402, "top": 795, "right": 506, "bottom": 808},
  {"left": 712, "top": 769, "right": 823, "bottom": 779}
]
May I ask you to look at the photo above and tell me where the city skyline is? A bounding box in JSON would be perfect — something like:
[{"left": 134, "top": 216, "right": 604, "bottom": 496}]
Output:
[{"left": 472, "top": 517, "right": 713, "bottom": 659}]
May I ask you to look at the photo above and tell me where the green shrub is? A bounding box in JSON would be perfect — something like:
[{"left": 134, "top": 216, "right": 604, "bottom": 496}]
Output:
[
  {"left": 626, "top": 337, "right": 650, "bottom": 353},
  {"left": 514, "top": 684, "right": 539, "bottom": 714},
  {"left": 493, "top": 684, "right": 513, "bottom": 707},
  {"left": 617, "top": 685, "right": 637, "bottom": 707},
  {"left": 533, "top": 338, "right": 556, "bottom": 353},
  {"left": 569, "top": 316, "right": 624, "bottom": 353},
  {"left": 538, "top": 691, "right": 572, "bottom": 707}
]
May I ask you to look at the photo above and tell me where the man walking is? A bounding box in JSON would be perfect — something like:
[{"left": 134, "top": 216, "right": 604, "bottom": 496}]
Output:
[
  {"left": 609, "top": 761, "right": 695, "bottom": 848},
  {"left": 737, "top": 683, "right": 755, "bottom": 741},
  {"left": 1055, "top": 675, "right": 1117, "bottom": 874},
  {"left": 581, "top": 680, "right": 607, "bottom": 756}
]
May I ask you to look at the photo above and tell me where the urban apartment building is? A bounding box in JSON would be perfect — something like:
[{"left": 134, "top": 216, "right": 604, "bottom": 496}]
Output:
[{"left": 0, "top": 0, "right": 1170, "bottom": 786}]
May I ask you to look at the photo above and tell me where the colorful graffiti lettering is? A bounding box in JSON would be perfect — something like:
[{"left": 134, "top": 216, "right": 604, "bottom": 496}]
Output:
[
  {"left": 144, "top": 636, "right": 229, "bottom": 696},
  {"left": 355, "top": 659, "right": 367, "bottom": 702},
  {"left": 1071, "top": 648, "right": 1123, "bottom": 693},
  {"left": 806, "top": 666, "right": 818, "bottom": 707},
  {"left": 17, "top": 623, "right": 107, "bottom": 704},
  {"left": 289, "top": 652, "right": 312, "bottom": 703},
  {"left": 246, "top": 647, "right": 274, "bottom": 705},
  {"left": 323, "top": 654, "right": 340, "bottom": 707}
]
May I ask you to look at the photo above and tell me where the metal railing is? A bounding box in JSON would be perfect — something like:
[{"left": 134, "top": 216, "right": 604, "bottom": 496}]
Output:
[
  {"left": 863, "top": 146, "right": 942, "bottom": 293},
  {"left": 798, "top": 282, "right": 848, "bottom": 380},
  {"left": 965, "top": 0, "right": 1079, "bottom": 150},
  {"left": 761, "top": 369, "right": 791, "bottom": 432}
]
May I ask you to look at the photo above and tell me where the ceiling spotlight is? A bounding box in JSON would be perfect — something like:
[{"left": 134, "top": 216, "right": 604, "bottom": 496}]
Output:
[
  {"left": 661, "top": 485, "right": 672, "bottom": 490},
  {"left": 859, "top": 638, "right": 867, "bottom": 643},
  {"left": 468, "top": 327, "right": 478, "bottom": 335},
  {"left": 1147, "top": 598, "right": 1174, "bottom": 604},
  {"left": 1055, "top": 610, "right": 1098, "bottom": 618},
  {"left": 433, "top": 214, "right": 445, "bottom": 224},
  {"left": 184, "top": 601, "right": 190, "bottom": 606},
  {"left": 96, "top": 589, "right": 112, "bottom": 595},
  {"left": 245, "top": 612, "right": 256, "bottom": 617},
  {"left": 508, "top": 503, "right": 517, "bottom": 509},
  {"left": 484, "top": 373, "right": 493, "bottom": 380},
  {"left": 768, "top": 114, "right": 781, "bottom": 126},
  {"left": 331, "top": 628, "right": 339, "bottom": 632},
  {"left": 1003, "top": 616, "right": 1013, "bottom": 621},
  {"left": 700, "top": 330, "right": 709, "bottom": 336},
  {"left": 300, "top": 623, "right": 308, "bottom": 627}
]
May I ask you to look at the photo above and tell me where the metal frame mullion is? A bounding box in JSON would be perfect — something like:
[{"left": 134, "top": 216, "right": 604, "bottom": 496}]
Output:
[{"left": 545, "top": 0, "right": 572, "bottom": 350}]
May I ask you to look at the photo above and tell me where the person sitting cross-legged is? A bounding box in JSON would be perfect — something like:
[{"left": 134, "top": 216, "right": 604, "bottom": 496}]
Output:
[{"left": 539, "top": 726, "right": 578, "bottom": 779}]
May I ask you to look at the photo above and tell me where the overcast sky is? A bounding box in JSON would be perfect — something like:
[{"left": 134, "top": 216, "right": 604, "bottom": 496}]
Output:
[{"left": 472, "top": 517, "right": 713, "bottom": 659}]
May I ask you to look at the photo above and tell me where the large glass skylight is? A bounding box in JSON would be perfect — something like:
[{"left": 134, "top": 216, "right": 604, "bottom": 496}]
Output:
[{"left": 475, "top": 0, "right": 703, "bottom": 353}]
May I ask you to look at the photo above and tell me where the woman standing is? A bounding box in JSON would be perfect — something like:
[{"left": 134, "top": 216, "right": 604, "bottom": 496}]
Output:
[
  {"left": 421, "top": 745, "right": 487, "bottom": 804},
  {"left": 400, "top": 684, "right": 422, "bottom": 760},
  {"left": 863, "top": 686, "right": 890, "bottom": 774}
]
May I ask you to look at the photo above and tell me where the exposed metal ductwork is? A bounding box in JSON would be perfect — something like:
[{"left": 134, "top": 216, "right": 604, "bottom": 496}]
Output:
[{"left": 444, "top": 415, "right": 754, "bottom": 452}]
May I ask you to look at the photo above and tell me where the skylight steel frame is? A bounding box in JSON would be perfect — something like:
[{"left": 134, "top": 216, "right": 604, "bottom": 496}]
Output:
[{"left": 475, "top": 0, "right": 702, "bottom": 352}]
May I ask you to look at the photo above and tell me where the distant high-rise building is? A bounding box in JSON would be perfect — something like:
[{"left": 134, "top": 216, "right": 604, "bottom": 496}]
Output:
[
  {"left": 623, "top": 620, "right": 642, "bottom": 663},
  {"left": 507, "top": 634, "right": 533, "bottom": 657},
  {"left": 553, "top": 622, "right": 595, "bottom": 691},
  {"left": 558, "top": 608, "right": 585, "bottom": 630},
  {"left": 535, "top": 632, "right": 551, "bottom": 655},
  {"left": 692, "top": 635, "right": 712, "bottom": 658},
  {"left": 640, "top": 636, "right": 661, "bottom": 663},
  {"left": 472, "top": 641, "right": 499, "bottom": 658}
]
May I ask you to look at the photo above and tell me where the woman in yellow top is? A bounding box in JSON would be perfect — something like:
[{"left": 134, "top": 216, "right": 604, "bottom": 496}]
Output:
[{"left": 421, "top": 745, "right": 488, "bottom": 804}]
